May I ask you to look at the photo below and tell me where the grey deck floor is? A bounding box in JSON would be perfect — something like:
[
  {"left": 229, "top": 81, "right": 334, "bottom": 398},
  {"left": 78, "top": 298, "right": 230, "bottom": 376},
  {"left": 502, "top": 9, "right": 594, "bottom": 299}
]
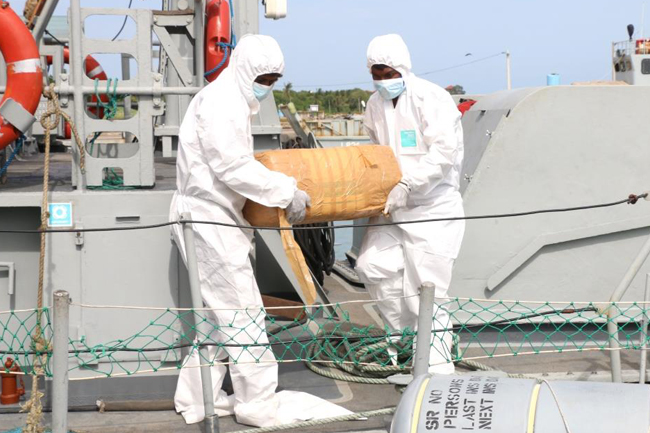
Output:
[
  {"left": 1, "top": 270, "right": 646, "bottom": 433},
  {"left": 1, "top": 151, "right": 178, "bottom": 193}
]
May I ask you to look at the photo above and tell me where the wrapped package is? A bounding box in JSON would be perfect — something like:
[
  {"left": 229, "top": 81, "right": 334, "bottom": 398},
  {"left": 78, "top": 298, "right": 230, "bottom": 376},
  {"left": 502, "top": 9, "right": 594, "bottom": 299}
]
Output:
[
  {"left": 243, "top": 145, "right": 402, "bottom": 227},
  {"left": 243, "top": 145, "right": 401, "bottom": 306}
]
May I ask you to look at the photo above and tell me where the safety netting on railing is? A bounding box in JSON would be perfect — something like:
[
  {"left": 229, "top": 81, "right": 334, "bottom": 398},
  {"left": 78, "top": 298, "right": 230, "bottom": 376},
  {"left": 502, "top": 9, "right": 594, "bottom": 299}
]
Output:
[
  {"left": 1, "top": 298, "right": 649, "bottom": 380},
  {"left": 0, "top": 308, "right": 52, "bottom": 375}
]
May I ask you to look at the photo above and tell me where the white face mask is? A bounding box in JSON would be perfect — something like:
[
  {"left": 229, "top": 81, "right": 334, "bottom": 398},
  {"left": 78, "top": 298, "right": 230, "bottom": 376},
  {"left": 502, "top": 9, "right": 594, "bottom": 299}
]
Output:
[
  {"left": 373, "top": 78, "right": 406, "bottom": 100},
  {"left": 253, "top": 82, "right": 274, "bottom": 101}
]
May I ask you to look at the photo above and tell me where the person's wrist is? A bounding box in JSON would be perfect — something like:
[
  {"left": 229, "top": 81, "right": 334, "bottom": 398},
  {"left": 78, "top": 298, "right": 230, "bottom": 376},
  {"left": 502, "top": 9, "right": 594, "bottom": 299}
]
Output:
[{"left": 398, "top": 180, "right": 411, "bottom": 194}]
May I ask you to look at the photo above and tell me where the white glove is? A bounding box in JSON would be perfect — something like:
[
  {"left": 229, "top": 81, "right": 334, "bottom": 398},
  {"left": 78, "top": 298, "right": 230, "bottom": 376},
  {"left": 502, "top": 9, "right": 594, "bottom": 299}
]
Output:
[
  {"left": 285, "top": 189, "right": 312, "bottom": 224},
  {"left": 383, "top": 181, "right": 410, "bottom": 216}
]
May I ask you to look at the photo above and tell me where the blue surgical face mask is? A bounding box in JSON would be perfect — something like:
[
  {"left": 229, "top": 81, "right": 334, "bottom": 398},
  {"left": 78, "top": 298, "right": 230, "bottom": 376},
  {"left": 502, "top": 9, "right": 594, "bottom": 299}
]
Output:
[
  {"left": 373, "top": 78, "right": 405, "bottom": 101},
  {"left": 253, "top": 82, "right": 273, "bottom": 101}
]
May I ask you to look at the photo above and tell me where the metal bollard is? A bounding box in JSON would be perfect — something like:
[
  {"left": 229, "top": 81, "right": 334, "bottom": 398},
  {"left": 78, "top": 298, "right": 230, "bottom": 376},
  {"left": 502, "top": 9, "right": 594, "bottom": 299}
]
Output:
[
  {"left": 413, "top": 283, "right": 436, "bottom": 378},
  {"left": 52, "top": 291, "right": 70, "bottom": 433},
  {"left": 180, "top": 213, "right": 219, "bottom": 433}
]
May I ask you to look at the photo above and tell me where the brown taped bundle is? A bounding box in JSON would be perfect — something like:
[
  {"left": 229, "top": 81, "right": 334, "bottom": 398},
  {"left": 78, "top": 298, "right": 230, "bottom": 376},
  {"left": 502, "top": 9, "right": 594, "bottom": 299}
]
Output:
[
  {"left": 243, "top": 145, "right": 401, "bottom": 227},
  {"left": 244, "top": 145, "right": 401, "bottom": 307}
]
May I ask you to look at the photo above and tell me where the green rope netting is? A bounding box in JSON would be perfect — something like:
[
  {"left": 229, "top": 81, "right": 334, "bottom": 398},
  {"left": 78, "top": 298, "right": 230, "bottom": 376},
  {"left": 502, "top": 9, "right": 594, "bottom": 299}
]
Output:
[
  {"left": 0, "top": 308, "right": 52, "bottom": 375},
  {"left": 1, "top": 299, "right": 648, "bottom": 379},
  {"left": 86, "top": 78, "right": 136, "bottom": 190}
]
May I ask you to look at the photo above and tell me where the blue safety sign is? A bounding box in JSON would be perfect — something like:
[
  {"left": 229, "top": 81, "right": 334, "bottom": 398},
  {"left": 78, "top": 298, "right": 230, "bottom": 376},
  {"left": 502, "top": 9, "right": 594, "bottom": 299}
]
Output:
[{"left": 48, "top": 203, "right": 73, "bottom": 227}]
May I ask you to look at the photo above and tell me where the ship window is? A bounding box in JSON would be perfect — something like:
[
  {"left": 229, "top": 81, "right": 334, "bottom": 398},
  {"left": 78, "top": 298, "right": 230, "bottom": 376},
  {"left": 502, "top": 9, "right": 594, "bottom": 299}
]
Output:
[{"left": 643, "top": 59, "right": 650, "bottom": 74}]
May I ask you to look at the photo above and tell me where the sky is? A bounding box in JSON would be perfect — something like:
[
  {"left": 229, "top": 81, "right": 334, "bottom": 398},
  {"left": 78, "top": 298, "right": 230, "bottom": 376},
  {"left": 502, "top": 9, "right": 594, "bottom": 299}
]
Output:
[{"left": 6, "top": 0, "right": 650, "bottom": 94}]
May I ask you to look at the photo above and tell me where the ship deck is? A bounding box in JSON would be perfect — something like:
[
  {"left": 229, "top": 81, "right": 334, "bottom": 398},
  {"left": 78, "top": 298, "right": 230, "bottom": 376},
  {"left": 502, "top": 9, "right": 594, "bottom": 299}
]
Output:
[
  {"left": 0, "top": 273, "right": 645, "bottom": 433},
  {"left": 0, "top": 150, "right": 646, "bottom": 432}
]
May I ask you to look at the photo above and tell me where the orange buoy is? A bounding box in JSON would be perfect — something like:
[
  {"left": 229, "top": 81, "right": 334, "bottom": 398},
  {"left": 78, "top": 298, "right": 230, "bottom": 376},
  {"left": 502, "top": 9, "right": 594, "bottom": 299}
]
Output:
[
  {"left": 46, "top": 47, "right": 110, "bottom": 138},
  {"left": 0, "top": 3, "right": 43, "bottom": 150},
  {"left": 205, "top": 0, "right": 232, "bottom": 82}
]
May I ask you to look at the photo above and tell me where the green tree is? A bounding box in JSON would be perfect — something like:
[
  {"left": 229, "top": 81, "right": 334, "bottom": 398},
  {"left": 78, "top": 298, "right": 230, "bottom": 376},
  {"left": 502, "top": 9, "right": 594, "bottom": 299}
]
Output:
[
  {"left": 283, "top": 82, "right": 293, "bottom": 102},
  {"left": 445, "top": 85, "right": 466, "bottom": 95},
  {"left": 272, "top": 88, "right": 374, "bottom": 114}
]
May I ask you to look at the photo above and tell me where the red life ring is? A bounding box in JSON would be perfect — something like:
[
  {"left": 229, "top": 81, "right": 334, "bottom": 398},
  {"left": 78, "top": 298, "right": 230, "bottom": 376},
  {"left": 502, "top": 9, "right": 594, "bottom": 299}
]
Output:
[
  {"left": 0, "top": 3, "right": 42, "bottom": 151},
  {"left": 205, "top": 0, "right": 231, "bottom": 82},
  {"left": 46, "top": 47, "right": 109, "bottom": 138}
]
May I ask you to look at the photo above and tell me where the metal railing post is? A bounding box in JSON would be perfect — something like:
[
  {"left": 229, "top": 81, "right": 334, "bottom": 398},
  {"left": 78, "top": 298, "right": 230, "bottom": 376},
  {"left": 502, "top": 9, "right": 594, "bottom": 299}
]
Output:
[
  {"left": 180, "top": 213, "right": 218, "bottom": 433},
  {"left": 505, "top": 50, "right": 512, "bottom": 90},
  {"left": 194, "top": 0, "right": 205, "bottom": 87},
  {"left": 608, "top": 233, "right": 650, "bottom": 382},
  {"left": 612, "top": 42, "right": 617, "bottom": 81},
  {"left": 69, "top": 0, "right": 87, "bottom": 190},
  {"left": 32, "top": 0, "right": 61, "bottom": 44},
  {"left": 640, "top": 273, "right": 650, "bottom": 384},
  {"left": 52, "top": 291, "right": 70, "bottom": 433},
  {"left": 413, "top": 283, "right": 436, "bottom": 378}
]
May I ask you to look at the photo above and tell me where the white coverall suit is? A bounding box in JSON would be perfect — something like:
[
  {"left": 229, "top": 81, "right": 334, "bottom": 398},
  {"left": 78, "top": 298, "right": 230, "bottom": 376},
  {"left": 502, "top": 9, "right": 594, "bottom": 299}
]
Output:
[
  {"left": 170, "top": 35, "right": 350, "bottom": 427},
  {"left": 355, "top": 34, "right": 466, "bottom": 375}
]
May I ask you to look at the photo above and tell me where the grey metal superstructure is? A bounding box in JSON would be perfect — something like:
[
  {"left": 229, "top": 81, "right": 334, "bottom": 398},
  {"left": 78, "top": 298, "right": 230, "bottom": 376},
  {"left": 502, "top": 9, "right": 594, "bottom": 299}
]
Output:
[{"left": 454, "top": 85, "right": 650, "bottom": 310}]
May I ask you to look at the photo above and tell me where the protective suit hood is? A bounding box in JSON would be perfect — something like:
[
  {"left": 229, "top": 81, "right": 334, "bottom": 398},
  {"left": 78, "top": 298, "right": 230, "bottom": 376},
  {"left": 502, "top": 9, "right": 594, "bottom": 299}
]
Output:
[
  {"left": 231, "top": 34, "right": 285, "bottom": 114},
  {"left": 366, "top": 34, "right": 412, "bottom": 81}
]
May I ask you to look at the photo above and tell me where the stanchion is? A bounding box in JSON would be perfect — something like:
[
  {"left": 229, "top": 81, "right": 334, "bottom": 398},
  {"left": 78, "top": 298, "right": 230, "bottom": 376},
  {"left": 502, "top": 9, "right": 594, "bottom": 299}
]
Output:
[
  {"left": 180, "top": 212, "right": 218, "bottom": 433},
  {"left": 413, "top": 282, "right": 436, "bottom": 378},
  {"left": 52, "top": 290, "right": 70, "bottom": 433}
]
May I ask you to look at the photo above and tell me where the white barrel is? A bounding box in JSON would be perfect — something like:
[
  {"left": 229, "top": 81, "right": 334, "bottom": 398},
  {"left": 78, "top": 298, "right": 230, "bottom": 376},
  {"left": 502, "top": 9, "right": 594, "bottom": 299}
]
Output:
[{"left": 391, "top": 374, "right": 650, "bottom": 433}]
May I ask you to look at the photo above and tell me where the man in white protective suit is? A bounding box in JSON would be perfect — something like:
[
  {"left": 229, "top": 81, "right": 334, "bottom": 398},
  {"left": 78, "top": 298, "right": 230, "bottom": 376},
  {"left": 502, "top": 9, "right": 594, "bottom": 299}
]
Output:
[
  {"left": 169, "top": 34, "right": 350, "bottom": 427},
  {"left": 355, "top": 34, "right": 466, "bottom": 375}
]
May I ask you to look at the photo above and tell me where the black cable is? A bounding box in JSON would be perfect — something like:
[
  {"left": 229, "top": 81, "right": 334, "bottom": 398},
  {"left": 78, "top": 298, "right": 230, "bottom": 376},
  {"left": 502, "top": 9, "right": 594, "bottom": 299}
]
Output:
[
  {"left": 291, "top": 52, "right": 505, "bottom": 88},
  {"left": 287, "top": 136, "right": 337, "bottom": 284},
  {"left": 0, "top": 220, "right": 175, "bottom": 234},
  {"left": 0, "top": 193, "right": 643, "bottom": 235},
  {"left": 44, "top": 29, "right": 66, "bottom": 47},
  {"left": 419, "top": 53, "right": 504, "bottom": 77},
  {"left": 111, "top": 0, "right": 134, "bottom": 41},
  {"left": 0, "top": 306, "right": 600, "bottom": 356},
  {"left": 300, "top": 225, "right": 336, "bottom": 285},
  {"left": 188, "top": 193, "right": 644, "bottom": 232}
]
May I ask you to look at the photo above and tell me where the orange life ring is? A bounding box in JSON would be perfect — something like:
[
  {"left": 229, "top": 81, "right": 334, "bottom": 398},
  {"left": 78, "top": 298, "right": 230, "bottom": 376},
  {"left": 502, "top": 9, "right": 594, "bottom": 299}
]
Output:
[
  {"left": 205, "top": 0, "right": 231, "bottom": 82},
  {"left": 46, "top": 47, "right": 109, "bottom": 138},
  {"left": 0, "top": 3, "right": 42, "bottom": 151},
  {"left": 46, "top": 47, "right": 109, "bottom": 82}
]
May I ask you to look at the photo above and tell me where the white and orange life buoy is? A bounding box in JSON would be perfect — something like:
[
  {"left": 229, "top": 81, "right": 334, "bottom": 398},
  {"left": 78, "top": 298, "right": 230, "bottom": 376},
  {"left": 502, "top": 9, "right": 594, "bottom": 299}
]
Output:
[
  {"left": 46, "top": 47, "right": 109, "bottom": 82},
  {"left": 0, "top": 3, "right": 42, "bottom": 151},
  {"left": 46, "top": 47, "right": 109, "bottom": 138}
]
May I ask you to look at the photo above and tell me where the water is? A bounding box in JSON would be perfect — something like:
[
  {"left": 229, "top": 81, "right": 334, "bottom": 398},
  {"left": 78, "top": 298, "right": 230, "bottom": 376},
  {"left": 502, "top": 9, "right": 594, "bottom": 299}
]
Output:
[{"left": 333, "top": 221, "right": 353, "bottom": 260}]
